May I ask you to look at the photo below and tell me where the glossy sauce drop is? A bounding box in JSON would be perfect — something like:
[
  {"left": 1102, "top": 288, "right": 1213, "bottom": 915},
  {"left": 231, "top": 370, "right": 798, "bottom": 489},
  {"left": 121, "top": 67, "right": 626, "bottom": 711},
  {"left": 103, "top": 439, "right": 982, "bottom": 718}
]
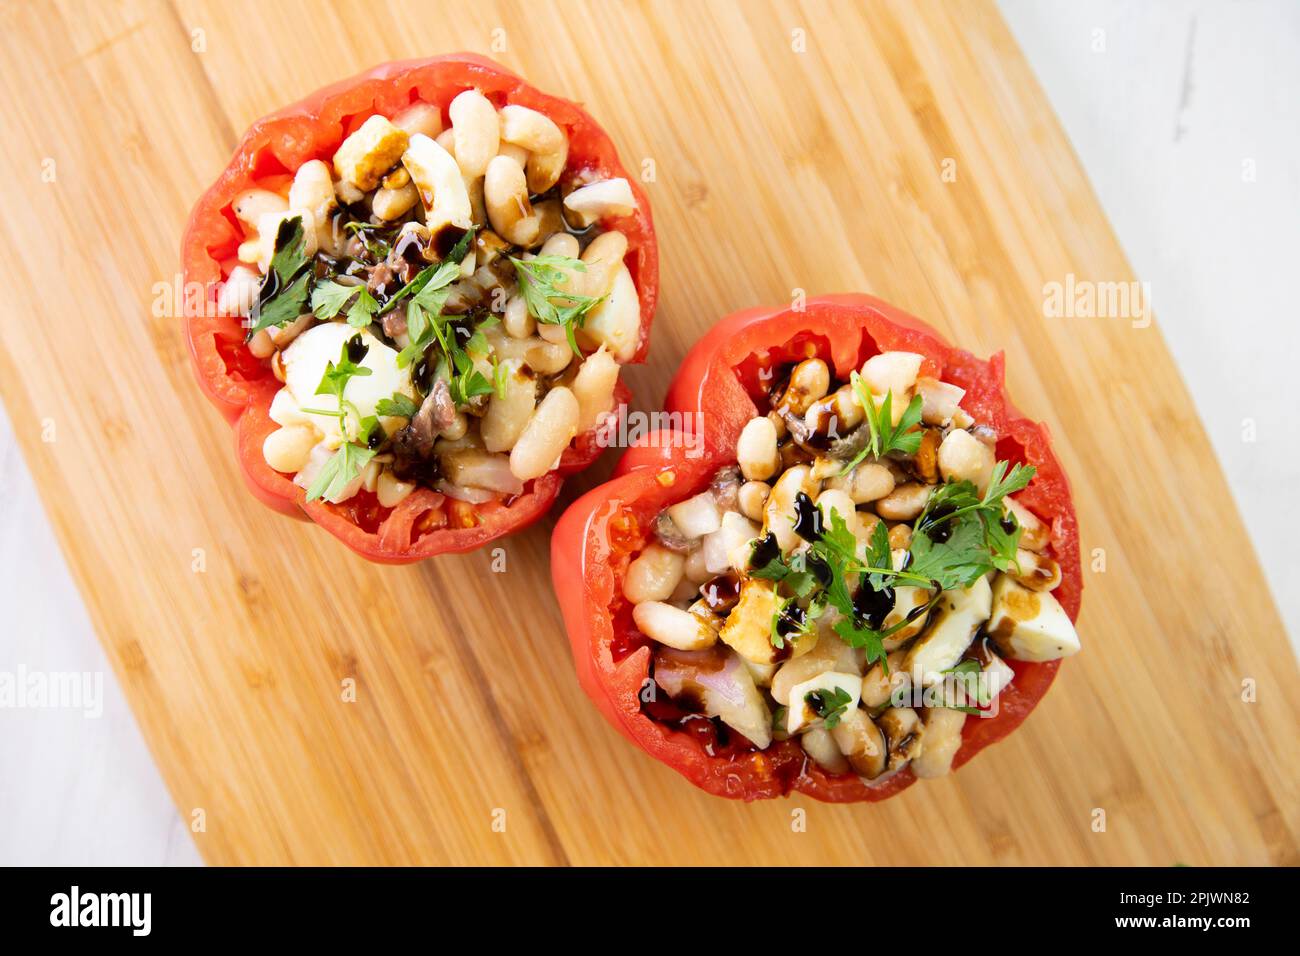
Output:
[
  {"left": 748, "top": 532, "right": 782, "bottom": 571},
  {"left": 699, "top": 572, "right": 742, "bottom": 613},
  {"left": 792, "top": 491, "right": 824, "bottom": 542},
  {"left": 346, "top": 335, "right": 370, "bottom": 364},
  {"left": 854, "top": 582, "right": 897, "bottom": 631}
]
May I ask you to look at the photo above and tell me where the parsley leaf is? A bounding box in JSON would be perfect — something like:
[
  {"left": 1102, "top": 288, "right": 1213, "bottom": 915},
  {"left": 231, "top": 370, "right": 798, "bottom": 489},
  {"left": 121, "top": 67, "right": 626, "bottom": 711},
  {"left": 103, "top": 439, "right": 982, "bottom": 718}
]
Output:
[
  {"left": 305, "top": 442, "right": 376, "bottom": 503},
  {"left": 247, "top": 216, "right": 311, "bottom": 337},
  {"left": 983, "top": 460, "right": 1035, "bottom": 504},
  {"left": 511, "top": 255, "right": 606, "bottom": 356},
  {"left": 311, "top": 280, "right": 379, "bottom": 329},
  {"left": 269, "top": 216, "right": 308, "bottom": 284},
  {"left": 396, "top": 259, "right": 463, "bottom": 368},
  {"left": 315, "top": 338, "right": 373, "bottom": 404},
  {"left": 908, "top": 514, "right": 991, "bottom": 591},
  {"left": 375, "top": 393, "right": 419, "bottom": 419},
  {"left": 302, "top": 335, "right": 373, "bottom": 438},
  {"left": 378, "top": 227, "right": 476, "bottom": 317},
  {"left": 840, "top": 372, "right": 924, "bottom": 475},
  {"left": 807, "top": 686, "right": 853, "bottom": 729}
]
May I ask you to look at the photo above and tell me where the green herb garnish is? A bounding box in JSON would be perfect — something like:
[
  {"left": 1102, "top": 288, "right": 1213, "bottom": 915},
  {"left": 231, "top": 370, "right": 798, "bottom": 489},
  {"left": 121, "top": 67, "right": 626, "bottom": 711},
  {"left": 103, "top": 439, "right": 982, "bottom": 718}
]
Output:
[
  {"left": 305, "top": 441, "right": 376, "bottom": 503},
  {"left": 247, "top": 217, "right": 311, "bottom": 337},
  {"left": 839, "top": 372, "right": 924, "bottom": 475},
  {"left": 299, "top": 335, "right": 373, "bottom": 440},
  {"left": 747, "top": 457, "right": 1035, "bottom": 672},
  {"left": 510, "top": 255, "right": 606, "bottom": 356},
  {"left": 311, "top": 279, "right": 379, "bottom": 329},
  {"left": 807, "top": 686, "right": 853, "bottom": 729},
  {"left": 375, "top": 392, "right": 419, "bottom": 419}
]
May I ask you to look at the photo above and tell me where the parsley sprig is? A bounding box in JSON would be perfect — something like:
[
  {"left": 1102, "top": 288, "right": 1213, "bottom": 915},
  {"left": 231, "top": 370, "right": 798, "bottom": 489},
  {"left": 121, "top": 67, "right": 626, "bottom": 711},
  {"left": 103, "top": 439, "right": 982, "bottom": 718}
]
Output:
[
  {"left": 375, "top": 392, "right": 419, "bottom": 419},
  {"left": 749, "top": 459, "right": 1037, "bottom": 669},
  {"left": 807, "top": 686, "right": 854, "bottom": 729},
  {"left": 840, "top": 372, "right": 925, "bottom": 475},
  {"left": 300, "top": 335, "right": 383, "bottom": 503},
  {"left": 388, "top": 230, "right": 498, "bottom": 407},
  {"left": 305, "top": 441, "right": 376, "bottom": 503},
  {"left": 510, "top": 255, "right": 606, "bottom": 356},
  {"left": 247, "top": 216, "right": 312, "bottom": 337},
  {"left": 299, "top": 335, "right": 373, "bottom": 441},
  {"left": 311, "top": 280, "right": 378, "bottom": 329}
]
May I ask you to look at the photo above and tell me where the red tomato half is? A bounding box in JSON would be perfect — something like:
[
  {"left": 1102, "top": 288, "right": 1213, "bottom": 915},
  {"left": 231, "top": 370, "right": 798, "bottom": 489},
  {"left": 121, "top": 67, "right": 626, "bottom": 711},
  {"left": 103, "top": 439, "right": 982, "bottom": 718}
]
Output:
[
  {"left": 551, "top": 294, "right": 1080, "bottom": 801},
  {"left": 183, "top": 55, "right": 658, "bottom": 562}
]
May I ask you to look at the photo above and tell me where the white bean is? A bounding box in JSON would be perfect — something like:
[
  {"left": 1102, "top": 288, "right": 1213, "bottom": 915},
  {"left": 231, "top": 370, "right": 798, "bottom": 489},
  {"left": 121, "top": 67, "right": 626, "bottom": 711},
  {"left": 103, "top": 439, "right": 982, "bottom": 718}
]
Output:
[
  {"left": 392, "top": 102, "right": 442, "bottom": 139},
  {"left": 288, "top": 159, "right": 337, "bottom": 251},
  {"left": 448, "top": 90, "right": 499, "bottom": 179},
  {"left": 737, "top": 481, "right": 770, "bottom": 522},
  {"left": 912, "top": 706, "right": 966, "bottom": 778},
  {"left": 540, "top": 232, "right": 580, "bottom": 258},
  {"left": 632, "top": 601, "right": 716, "bottom": 651},
  {"left": 683, "top": 548, "right": 711, "bottom": 584},
  {"left": 232, "top": 188, "right": 288, "bottom": 230},
  {"left": 503, "top": 294, "right": 535, "bottom": 339},
  {"left": 736, "top": 416, "right": 780, "bottom": 481},
  {"left": 801, "top": 727, "right": 850, "bottom": 773},
  {"left": 527, "top": 138, "right": 568, "bottom": 194},
  {"left": 509, "top": 386, "right": 578, "bottom": 480},
  {"left": 826, "top": 462, "right": 895, "bottom": 504},
  {"left": 623, "top": 544, "right": 686, "bottom": 604},
  {"left": 498, "top": 141, "right": 529, "bottom": 167},
  {"left": 577, "top": 230, "right": 628, "bottom": 299},
  {"left": 372, "top": 182, "right": 419, "bottom": 221},
  {"left": 563, "top": 178, "right": 635, "bottom": 226},
  {"left": 875, "top": 482, "right": 930, "bottom": 521},
  {"left": 779, "top": 358, "right": 830, "bottom": 415},
  {"left": 262, "top": 425, "right": 316, "bottom": 473},
  {"left": 938, "top": 428, "right": 995, "bottom": 494},
  {"left": 667, "top": 491, "right": 722, "bottom": 539},
  {"left": 525, "top": 339, "right": 574, "bottom": 376},
  {"left": 815, "top": 489, "right": 858, "bottom": 533},
  {"left": 498, "top": 104, "right": 565, "bottom": 153},
  {"left": 765, "top": 465, "right": 816, "bottom": 551},
  {"left": 579, "top": 263, "right": 640, "bottom": 362},
  {"left": 572, "top": 346, "right": 620, "bottom": 433},
  {"left": 374, "top": 469, "right": 413, "bottom": 506},
  {"left": 481, "top": 361, "right": 537, "bottom": 453},
  {"left": 485, "top": 155, "right": 540, "bottom": 246}
]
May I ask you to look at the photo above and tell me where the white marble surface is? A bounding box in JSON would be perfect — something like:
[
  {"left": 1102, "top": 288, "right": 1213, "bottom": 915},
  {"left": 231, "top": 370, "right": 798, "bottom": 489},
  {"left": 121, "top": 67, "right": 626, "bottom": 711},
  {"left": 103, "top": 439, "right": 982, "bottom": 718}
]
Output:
[{"left": 0, "top": 1, "right": 1295, "bottom": 866}]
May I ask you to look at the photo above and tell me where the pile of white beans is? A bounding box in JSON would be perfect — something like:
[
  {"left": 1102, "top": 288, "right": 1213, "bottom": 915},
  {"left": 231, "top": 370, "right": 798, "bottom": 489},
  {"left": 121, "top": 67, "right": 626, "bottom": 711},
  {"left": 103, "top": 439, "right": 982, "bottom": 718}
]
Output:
[
  {"left": 215, "top": 91, "right": 645, "bottom": 508},
  {"left": 622, "top": 350, "right": 1080, "bottom": 784}
]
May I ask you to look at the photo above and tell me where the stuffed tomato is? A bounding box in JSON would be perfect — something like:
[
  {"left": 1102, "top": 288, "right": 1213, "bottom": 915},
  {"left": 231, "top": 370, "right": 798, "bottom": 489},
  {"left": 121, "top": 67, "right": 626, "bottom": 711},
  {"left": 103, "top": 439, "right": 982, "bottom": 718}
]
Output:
[
  {"left": 552, "top": 295, "right": 1081, "bottom": 801},
  {"left": 183, "top": 55, "right": 657, "bottom": 562}
]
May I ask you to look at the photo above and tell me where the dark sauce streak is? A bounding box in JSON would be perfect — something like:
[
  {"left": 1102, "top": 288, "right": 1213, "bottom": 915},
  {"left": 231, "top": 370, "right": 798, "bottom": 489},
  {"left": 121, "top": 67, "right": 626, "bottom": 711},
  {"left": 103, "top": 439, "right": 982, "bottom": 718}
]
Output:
[
  {"left": 748, "top": 532, "right": 782, "bottom": 570},
  {"left": 775, "top": 602, "right": 808, "bottom": 639},
  {"left": 805, "top": 551, "right": 833, "bottom": 589},
  {"left": 699, "top": 572, "right": 742, "bottom": 614},
  {"left": 792, "top": 491, "right": 824, "bottom": 542},
  {"left": 346, "top": 335, "right": 369, "bottom": 364},
  {"left": 853, "top": 581, "right": 896, "bottom": 630},
  {"left": 927, "top": 506, "right": 956, "bottom": 544}
]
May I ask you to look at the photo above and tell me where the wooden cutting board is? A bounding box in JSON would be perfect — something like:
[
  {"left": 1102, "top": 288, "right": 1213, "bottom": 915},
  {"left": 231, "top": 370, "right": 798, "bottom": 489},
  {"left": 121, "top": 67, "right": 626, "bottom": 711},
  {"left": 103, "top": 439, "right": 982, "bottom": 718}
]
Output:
[{"left": 1, "top": 0, "right": 1294, "bottom": 866}]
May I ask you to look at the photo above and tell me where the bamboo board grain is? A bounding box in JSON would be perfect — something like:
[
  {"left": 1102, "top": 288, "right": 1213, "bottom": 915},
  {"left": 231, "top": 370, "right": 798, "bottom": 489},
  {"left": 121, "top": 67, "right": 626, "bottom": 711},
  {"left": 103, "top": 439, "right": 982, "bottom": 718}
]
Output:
[{"left": 0, "top": 0, "right": 1295, "bottom": 866}]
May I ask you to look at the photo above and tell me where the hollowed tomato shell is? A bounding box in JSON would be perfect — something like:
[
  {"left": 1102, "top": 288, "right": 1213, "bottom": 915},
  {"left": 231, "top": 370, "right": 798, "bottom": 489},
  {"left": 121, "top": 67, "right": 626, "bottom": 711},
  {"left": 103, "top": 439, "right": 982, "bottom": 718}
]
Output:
[
  {"left": 182, "top": 54, "right": 658, "bottom": 562},
  {"left": 551, "top": 294, "right": 1080, "bottom": 801}
]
